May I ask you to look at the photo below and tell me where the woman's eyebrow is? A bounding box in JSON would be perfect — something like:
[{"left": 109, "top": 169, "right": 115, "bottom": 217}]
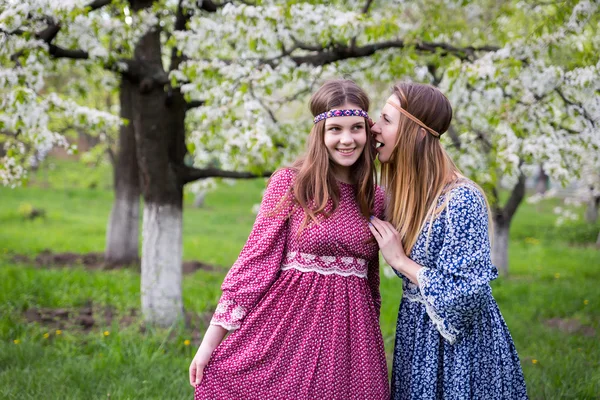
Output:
[{"left": 326, "top": 122, "right": 366, "bottom": 128}]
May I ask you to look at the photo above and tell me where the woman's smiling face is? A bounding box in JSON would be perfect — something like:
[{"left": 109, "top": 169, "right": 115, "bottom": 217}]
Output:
[
  {"left": 371, "top": 95, "right": 401, "bottom": 163},
  {"left": 323, "top": 102, "right": 367, "bottom": 173}
]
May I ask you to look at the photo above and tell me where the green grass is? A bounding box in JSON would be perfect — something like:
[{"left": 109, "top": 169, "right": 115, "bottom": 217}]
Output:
[{"left": 1, "top": 159, "right": 599, "bottom": 399}]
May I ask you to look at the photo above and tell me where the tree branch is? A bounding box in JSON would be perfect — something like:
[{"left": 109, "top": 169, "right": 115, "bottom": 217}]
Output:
[
  {"left": 361, "top": 0, "right": 375, "bottom": 14},
  {"left": 178, "top": 165, "right": 273, "bottom": 184},
  {"left": 473, "top": 129, "right": 493, "bottom": 152},
  {"left": 290, "top": 40, "right": 499, "bottom": 66},
  {"left": 196, "top": 0, "right": 237, "bottom": 12},
  {"left": 0, "top": 130, "right": 19, "bottom": 138},
  {"left": 490, "top": 186, "right": 502, "bottom": 217},
  {"left": 502, "top": 171, "right": 526, "bottom": 220},
  {"left": 186, "top": 100, "right": 205, "bottom": 110},
  {"left": 36, "top": 23, "right": 61, "bottom": 42},
  {"left": 169, "top": 0, "right": 193, "bottom": 72},
  {"left": 47, "top": 44, "right": 90, "bottom": 59},
  {"left": 106, "top": 145, "right": 117, "bottom": 167},
  {"left": 446, "top": 125, "right": 462, "bottom": 149},
  {"left": 87, "top": 0, "right": 113, "bottom": 11},
  {"left": 349, "top": 0, "right": 374, "bottom": 48},
  {"left": 555, "top": 88, "right": 598, "bottom": 127},
  {"left": 3, "top": 0, "right": 144, "bottom": 78},
  {"left": 249, "top": 84, "right": 277, "bottom": 124}
]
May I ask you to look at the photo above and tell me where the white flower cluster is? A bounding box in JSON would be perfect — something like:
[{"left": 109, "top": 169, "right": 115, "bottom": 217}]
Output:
[{"left": 1, "top": 0, "right": 598, "bottom": 193}]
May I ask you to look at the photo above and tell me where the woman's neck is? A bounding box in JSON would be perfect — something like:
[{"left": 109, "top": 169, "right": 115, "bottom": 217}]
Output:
[{"left": 331, "top": 164, "right": 352, "bottom": 184}]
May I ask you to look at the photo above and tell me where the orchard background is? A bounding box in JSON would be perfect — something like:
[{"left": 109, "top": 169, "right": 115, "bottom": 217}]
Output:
[{"left": 1, "top": 0, "right": 599, "bottom": 398}]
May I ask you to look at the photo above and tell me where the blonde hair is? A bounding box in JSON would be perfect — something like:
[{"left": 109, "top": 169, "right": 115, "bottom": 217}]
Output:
[{"left": 381, "top": 82, "right": 492, "bottom": 255}]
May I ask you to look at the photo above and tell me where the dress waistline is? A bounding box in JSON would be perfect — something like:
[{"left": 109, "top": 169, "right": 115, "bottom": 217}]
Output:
[{"left": 281, "top": 252, "right": 368, "bottom": 278}]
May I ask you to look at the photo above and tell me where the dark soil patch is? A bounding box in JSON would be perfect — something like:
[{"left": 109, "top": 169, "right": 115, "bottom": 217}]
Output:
[
  {"left": 13, "top": 250, "right": 122, "bottom": 271},
  {"left": 12, "top": 249, "right": 222, "bottom": 274},
  {"left": 23, "top": 300, "right": 134, "bottom": 333},
  {"left": 182, "top": 260, "right": 222, "bottom": 274},
  {"left": 24, "top": 300, "right": 213, "bottom": 339},
  {"left": 544, "top": 318, "right": 596, "bottom": 337}
]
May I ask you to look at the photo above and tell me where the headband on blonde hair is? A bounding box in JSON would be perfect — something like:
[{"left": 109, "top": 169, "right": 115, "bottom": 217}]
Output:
[{"left": 386, "top": 101, "right": 440, "bottom": 138}]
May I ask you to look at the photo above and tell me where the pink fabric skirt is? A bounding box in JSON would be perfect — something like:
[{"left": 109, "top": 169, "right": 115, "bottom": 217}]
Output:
[{"left": 194, "top": 269, "right": 389, "bottom": 399}]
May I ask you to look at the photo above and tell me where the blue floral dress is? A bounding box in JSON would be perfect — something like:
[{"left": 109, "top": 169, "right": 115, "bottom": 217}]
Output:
[{"left": 391, "top": 182, "right": 528, "bottom": 400}]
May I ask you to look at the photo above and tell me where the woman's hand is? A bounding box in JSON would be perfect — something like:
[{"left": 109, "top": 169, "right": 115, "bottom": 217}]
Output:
[
  {"left": 189, "top": 345, "right": 213, "bottom": 386},
  {"left": 188, "top": 324, "right": 228, "bottom": 387},
  {"left": 368, "top": 216, "right": 422, "bottom": 285},
  {"left": 368, "top": 216, "right": 408, "bottom": 270}
]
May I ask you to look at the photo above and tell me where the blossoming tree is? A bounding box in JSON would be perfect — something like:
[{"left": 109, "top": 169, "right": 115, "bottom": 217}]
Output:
[{"left": 1, "top": 0, "right": 598, "bottom": 325}]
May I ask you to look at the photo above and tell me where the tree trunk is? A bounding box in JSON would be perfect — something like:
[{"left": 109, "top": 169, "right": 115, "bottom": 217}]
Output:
[
  {"left": 535, "top": 164, "right": 549, "bottom": 195},
  {"left": 193, "top": 190, "right": 207, "bottom": 208},
  {"left": 133, "top": 22, "right": 185, "bottom": 327},
  {"left": 584, "top": 193, "right": 599, "bottom": 224},
  {"left": 141, "top": 203, "right": 183, "bottom": 325},
  {"left": 491, "top": 218, "right": 510, "bottom": 277},
  {"left": 490, "top": 173, "right": 526, "bottom": 277},
  {"left": 126, "top": 0, "right": 270, "bottom": 326},
  {"left": 596, "top": 229, "right": 600, "bottom": 248},
  {"left": 105, "top": 78, "right": 140, "bottom": 266}
]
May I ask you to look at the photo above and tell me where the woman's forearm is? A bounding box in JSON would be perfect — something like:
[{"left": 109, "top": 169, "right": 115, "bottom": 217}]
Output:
[
  {"left": 390, "top": 256, "right": 422, "bottom": 286},
  {"left": 198, "top": 324, "right": 228, "bottom": 353}
]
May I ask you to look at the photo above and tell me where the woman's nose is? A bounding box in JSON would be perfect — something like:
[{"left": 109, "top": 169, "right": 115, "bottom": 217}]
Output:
[
  {"left": 371, "top": 123, "right": 381, "bottom": 134},
  {"left": 339, "top": 132, "right": 354, "bottom": 144}
]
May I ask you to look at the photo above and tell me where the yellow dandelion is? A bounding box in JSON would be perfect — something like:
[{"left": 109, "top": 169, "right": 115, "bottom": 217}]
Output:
[
  {"left": 43, "top": 333, "right": 50, "bottom": 339},
  {"left": 184, "top": 339, "right": 191, "bottom": 346},
  {"left": 13, "top": 339, "right": 20, "bottom": 344},
  {"left": 103, "top": 331, "right": 110, "bottom": 337},
  {"left": 584, "top": 300, "right": 589, "bottom": 305},
  {"left": 55, "top": 330, "right": 62, "bottom": 335},
  {"left": 532, "top": 359, "right": 538, "bottom": 364},
  {"left": 554, "top": 273, "right": 560, "bottom": 279}
]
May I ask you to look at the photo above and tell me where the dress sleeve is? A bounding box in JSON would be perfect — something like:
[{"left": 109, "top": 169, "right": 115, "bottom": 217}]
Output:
[
  {"left": 367, "top": 186, "right": 386, "bottom": 317},
  {"left": 415, "top": 185, "right": 498, "bottom": 344},
  {"left": 210, "top": 168, "right": 295, "bottom": 330}
]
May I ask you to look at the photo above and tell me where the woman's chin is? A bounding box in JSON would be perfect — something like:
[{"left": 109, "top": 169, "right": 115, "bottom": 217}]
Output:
[{"left": 376, "top": 152, "right": 390, "bottom": 163}]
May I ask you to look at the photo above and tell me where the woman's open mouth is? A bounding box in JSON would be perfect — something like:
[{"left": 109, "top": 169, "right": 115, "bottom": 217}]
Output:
[{"left": 337, "top": 148, "right": 356, "bottom": 156}]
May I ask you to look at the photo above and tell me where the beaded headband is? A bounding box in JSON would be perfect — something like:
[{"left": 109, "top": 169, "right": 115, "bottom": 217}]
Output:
[
  {"left": 313, "top": 109, "right": 371, "bottom": 125},
  {"left": 386, "top": 101, "right": 440, "bottom": 138}
]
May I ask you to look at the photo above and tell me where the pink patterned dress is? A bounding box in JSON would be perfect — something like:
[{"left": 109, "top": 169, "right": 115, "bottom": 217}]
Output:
[{"left": 194, "top": 168, "right": 389, "bottom": 400}]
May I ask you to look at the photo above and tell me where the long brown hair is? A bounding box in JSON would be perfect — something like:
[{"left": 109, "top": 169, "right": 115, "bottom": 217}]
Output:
[
  {"left": 286, "top": 79, "right": 377, "bottom": 231},
  {"left": 381, "top": 82, "right": 490, "bottom": 255}
]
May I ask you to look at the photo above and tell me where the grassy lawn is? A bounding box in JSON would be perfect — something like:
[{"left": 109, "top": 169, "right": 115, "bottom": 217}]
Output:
[{"left": 1, "top": 159, "right": 599, "bottom": 399}]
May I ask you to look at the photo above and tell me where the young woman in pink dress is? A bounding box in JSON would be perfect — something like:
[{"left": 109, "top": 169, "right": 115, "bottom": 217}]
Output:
[{"left": 188, "top": 79, "right": 389, "bottom": 399}]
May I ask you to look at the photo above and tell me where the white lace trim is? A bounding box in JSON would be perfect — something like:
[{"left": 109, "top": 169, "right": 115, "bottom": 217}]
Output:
[
  {"left": 281, "top": 261, "right": 368, "bottom": 278},
  {"left": 211, "top": 300, "right": 247, "bottom": 331},
  {"left": 402, "top": 267, "right": 460, "bottom": 344},
  {"left": 230, "top": 305, "right": 246, "bottom": 321},
  {"left": 210, "top": 318, "right": 241, "bottom": 331},
  {"left": 281, "top": 252, "right": 368, "bottom": 278}
]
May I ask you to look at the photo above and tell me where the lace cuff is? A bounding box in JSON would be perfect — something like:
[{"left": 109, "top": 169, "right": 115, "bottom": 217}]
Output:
[
  {"left": 415, "top": 267, "right": 460, "bottom": 344},
  {"left": 210, "top": 299, "right": 247, "bottom": 331}
]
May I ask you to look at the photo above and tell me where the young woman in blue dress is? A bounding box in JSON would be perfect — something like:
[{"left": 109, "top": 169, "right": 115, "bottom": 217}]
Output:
[{"left": 367, "top": 82, "right": 528, "bottom": 400}]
